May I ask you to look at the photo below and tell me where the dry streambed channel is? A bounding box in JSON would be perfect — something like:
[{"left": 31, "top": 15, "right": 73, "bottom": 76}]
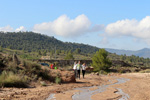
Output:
[{"left": 46, "top": 78, "right": 130, "bottom": 100}]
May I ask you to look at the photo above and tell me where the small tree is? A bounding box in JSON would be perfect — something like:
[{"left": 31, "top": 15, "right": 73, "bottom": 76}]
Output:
[
  {"left": 43, "top": 50, "right": 47, "bottom": 56},
  {"left": 56, "top": 50, "right": 60, "bottom": 55},
  {"left": 50, "top": 50, "right": 54, "bottom": 56},
  {"left": 38, "top": 51, "right": 42, "bottom": 55},
  {"left": 74, "top": 48, "right": 81, "bottom": 54},
  {"left": 92, "top": 49, "right": 111, "bottom": 72},
  {"left": 65, "top": 52, "right": 74, "bottom": 60},
  {"left": 0, "top": 46, "right": 3, "bottom": 52}
]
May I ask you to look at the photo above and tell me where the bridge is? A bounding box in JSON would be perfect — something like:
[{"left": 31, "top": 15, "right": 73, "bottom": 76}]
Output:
[{"left": 34, "top": 59, "right": 92, "bottom": 66}]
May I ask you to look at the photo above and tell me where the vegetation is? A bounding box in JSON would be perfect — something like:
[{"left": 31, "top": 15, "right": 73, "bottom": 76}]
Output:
[
  {"left": 55, "top": 77, "right": 61, "bottom": 84},
  {"left": 0, "top": 32, "right": 99, "bottom": 54},
  {"left": 0, "top": 71, "right": 28, "bottom": 87},
  {"left": 139, "top": 69, "right": 150, "bottom": 73},
  {"left": 0, "top": 53, "right": 51, "bottom": 87},
  {"left": 92, "top": 49, "right": 112, "bottom": 72},
  {"left": 40, "top": 81, "right": 47, "bottom": 86},
  {"left": 65, "top": 52, "right": 74, "bottom": 60},
  {"left": 109, "top": 53, "right": 150, "bottom": 68}
]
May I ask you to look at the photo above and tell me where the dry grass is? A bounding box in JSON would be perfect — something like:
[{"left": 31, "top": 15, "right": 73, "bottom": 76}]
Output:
[{"left": 0, "top": 71, "right": 28, "bottom": 88}]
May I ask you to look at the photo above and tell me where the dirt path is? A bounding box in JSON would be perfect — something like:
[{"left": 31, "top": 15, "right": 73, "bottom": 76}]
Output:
[
  {"left": 0, "top": 74, "right": 106, "bottom": 100},
  {"left": 117, "top": 73, "right": 150, "bottom": 100},
  {"left": 1, "top": 73, "right": 150, "bottom": 100}
]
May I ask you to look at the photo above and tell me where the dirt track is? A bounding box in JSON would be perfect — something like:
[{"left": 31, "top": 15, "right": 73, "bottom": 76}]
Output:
[{"left": 1, "top": 73, "right": 150, "bottom": 100}]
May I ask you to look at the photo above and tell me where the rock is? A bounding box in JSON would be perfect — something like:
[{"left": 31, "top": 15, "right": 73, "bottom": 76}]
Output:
[
  {"left": 90, "top": 72, "right": 95, "bottom": 75},
  {"left": 40, "top": 81, "right": 47, "bottom": 86},
  {"left": 49, "top": 69, "right": 76, "bottom": 83},
  {"left": 96, "top": 72, "right": 99, "bottom": 75},
  {"left": 7, "top": 95, "right": 12, "bottom": 98},
  {"left": 56, "top": 90, "right": 61, "bottom": 93},
  {"left": 61, "top": 71, "right": 76, "bottom": 83}
]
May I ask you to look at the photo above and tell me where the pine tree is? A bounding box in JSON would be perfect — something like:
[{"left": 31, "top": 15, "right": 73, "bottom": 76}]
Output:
[
  {"left": 92, "top": 49, "right": 112, "bottom": 72},
  {"left": 65, "top": 52, "right": 74, "bottom": 60}
]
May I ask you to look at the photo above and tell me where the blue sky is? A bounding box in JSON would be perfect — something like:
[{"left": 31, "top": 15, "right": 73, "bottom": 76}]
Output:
[{"left": 1, "top": 0, "right": 150, "bottom": 50}]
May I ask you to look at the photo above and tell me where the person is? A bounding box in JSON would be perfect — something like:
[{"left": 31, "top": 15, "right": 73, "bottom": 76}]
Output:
[
  {"left": 54, "top": 66, "right": 57, "bottom": 69},
  {"left": 73, "top": 61, "right": 77, "bottom": 78},
  {"left": 53, "top": 63, "right": 55, "bottom": 69},
  {"left": 82, "top": 63, "right": 86, "bottom": 78},
  {"left": 77, "top": 61, "right": 81, "bottom": 79},
  {"left": 50, "top": 64, "right": 54, "bottom": 69}
]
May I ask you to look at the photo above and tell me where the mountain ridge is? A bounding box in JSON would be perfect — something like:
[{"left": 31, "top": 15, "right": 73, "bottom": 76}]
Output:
[{"left": 106, "top": 48, "right": 150, "bottom": 58}]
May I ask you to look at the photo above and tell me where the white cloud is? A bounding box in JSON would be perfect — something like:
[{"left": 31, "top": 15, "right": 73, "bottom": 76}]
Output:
[
  {"left": 15, "top": 26, "right": 26, "bottom": 32},
  {"left": 33, "top": 14, "right": 103, "bottom": 37},
  {"left": 105, "top": 16, "right": 150, "bottom": 39},
  {"left": 0, "top": 25, "right": 26, "bottom": 32},
  {"left": 0, "top": 25, "right": 14, "bottom": 32}
]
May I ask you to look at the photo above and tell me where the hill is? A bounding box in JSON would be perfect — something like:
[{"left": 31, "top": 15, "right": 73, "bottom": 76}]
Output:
[
  {"left": 106, "top": 48, "right": 150, "bottom": 58},
  {"left": 0, "top": 32, "right": 99, "bottom": 54}
]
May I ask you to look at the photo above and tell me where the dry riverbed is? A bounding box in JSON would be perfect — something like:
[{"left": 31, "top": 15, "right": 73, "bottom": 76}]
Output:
[{"left": 1, "top": 73, "right": 150, "bottom": 100}]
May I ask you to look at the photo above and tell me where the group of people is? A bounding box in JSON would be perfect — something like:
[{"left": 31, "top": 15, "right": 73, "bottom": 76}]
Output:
[
  {"left": 73, "top": 61, "right": 86, "bottom": 79},
  {"left": 50, "top": 63, "right": 57, "bottom": 69}
]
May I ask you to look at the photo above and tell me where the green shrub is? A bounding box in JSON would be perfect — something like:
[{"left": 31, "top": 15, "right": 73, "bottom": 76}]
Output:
[
  {"left": 0, "top": 71, "right": 28, "bottom": 88},
  {"left": 7, "top": 62, "right": 18, "bottom": 73},
  {"left": 99, "top": 70, "right": 108, "bottom": 75},
  {"left": 119, "top": 70, "right": 124, "bottom": 73},
  {"left": 55, "top": 77, "right": 61, "bottom": 84},
  {"left": 21, "top": 60, "right": 41, "bottom": 70},
  {"left": 140, "top": 69, "right": 150, "bottom": 73},
  {"left": 0, "top": 60, "right": 5, "bottom": 67},
  {"left": 39, "top": 69, "right": 51, "bottom": 80},
  {"left": 40, "top": 81, "right": 47, "bottom": 86},
  {"left": 65, "top": 52, "right": 74, "bottom": 60}
]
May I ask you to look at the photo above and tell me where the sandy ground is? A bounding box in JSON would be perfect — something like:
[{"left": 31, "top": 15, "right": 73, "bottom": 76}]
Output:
[{"left": 1, "top": 73, "right": 150, "bottom": 100}]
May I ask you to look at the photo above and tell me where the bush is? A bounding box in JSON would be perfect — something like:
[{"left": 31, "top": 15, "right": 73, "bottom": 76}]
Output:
[
  {"left": 20, "top": 60, "right": 52, "bottom": 81},
  {"left": 65, "top": 52, "right": 74, "bottom": 60},
  {"left": 99, "top": 70, "right": 108, "bottom": 75},
  {"left": 55, "top": 77, "right": 61, "bottom": 84},
  {"left": 0, "top": 60, "right": 5, "bottom": 67},
  {"left": 39, "top": 69, "right": 51, "bottom": 80},
  {"left": 21, "top": 60, "right": 41, "bottom": 71},
  {"left": 0, "top": 71, "right": 28, "bottom": 88},
  {"left": 140, "top": 69, "right": 150, "bottom": 73},
  {"left": 40, "top": 81, "right": 47, "bottom": 86}
]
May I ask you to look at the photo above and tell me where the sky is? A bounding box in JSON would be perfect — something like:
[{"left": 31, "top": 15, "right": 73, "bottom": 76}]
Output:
[{"left": 1, "top": 0, "right": 150, "bottom": 50}]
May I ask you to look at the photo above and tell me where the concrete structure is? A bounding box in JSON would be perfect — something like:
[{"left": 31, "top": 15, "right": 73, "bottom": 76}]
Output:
[{"left": 35, "top": 59, "right": 92, "bottom": 67}]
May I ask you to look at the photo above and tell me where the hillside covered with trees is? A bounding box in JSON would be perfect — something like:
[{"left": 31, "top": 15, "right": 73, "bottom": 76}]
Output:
[{"left": 0, "top": 32, "right": 99, "bottom": 54}]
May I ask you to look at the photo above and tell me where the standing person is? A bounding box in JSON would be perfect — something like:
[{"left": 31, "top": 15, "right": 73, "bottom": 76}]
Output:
[
  {"left": 50, "top": 64, "right": 54, "bottom": 69},
  {"left": 82, "top": 63, "right": 86, "bottom": 78},
  {"left": 77, "top": 61, "right": 81, "bottom": 79},
  {"left": 53, "top": 63, "right": 55, "bottom": 69},
  {"left": 73, "top": 61, "right": 77, "bottom": 78}
]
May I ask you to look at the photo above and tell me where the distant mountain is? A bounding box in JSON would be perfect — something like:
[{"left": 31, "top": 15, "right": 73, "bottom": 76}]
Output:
[
  {"left": 106, "top": 48, "right": 150, "bottom": 58},
  {"left": 0, "top": 32, "right": 99, "bottom": 54}
]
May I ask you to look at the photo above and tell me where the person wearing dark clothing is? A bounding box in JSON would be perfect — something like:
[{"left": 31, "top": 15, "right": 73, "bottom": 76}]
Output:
[
  {"left": 77, "top": 61, "right": 81, "bottom": 79},
  {"left": 82, "top": 63, "right": 86, "bottom": 78}
]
